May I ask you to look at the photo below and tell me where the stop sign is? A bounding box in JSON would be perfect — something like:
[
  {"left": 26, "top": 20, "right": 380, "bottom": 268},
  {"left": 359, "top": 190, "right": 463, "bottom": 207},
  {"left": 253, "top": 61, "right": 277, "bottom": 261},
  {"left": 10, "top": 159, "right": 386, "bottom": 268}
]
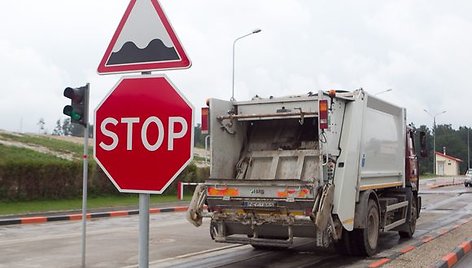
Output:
[{"left": 94, "top": 75, "right": 194, "bottom": 194}]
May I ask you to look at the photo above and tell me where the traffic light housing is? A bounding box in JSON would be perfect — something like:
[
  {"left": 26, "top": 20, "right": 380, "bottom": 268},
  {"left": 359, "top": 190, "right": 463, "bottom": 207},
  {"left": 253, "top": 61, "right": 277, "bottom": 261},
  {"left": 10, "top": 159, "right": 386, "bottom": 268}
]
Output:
[{"left": 63, "top": 83, "right": 89, "bottom": 127}]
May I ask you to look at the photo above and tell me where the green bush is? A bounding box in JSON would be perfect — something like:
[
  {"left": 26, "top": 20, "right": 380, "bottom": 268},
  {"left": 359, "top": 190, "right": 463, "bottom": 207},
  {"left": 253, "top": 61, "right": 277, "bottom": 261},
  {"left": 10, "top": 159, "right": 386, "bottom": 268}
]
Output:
[
  {"left": 0, "top": 160, "right": 209, "bottom": 201},
  {"left": 0, "top": 142, "right": 209, "bottom": 200},
  {"left": 164, "top": 163, "right": 210, "bottom": 195},
  {"left": 0, "top": 161, "right": 80, "bottom": 201}
]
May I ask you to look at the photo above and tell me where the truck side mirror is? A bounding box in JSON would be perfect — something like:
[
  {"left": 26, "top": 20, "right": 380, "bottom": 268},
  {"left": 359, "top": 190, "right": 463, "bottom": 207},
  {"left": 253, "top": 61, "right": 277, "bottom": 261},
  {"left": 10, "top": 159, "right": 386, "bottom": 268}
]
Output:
[{"left": 419, "top": 131, "right": 427, "bottom": 157}]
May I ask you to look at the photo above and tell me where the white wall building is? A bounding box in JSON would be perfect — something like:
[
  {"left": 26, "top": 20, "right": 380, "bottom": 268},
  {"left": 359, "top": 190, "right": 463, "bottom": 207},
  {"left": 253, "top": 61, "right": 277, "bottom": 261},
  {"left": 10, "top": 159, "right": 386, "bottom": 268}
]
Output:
[{"left": 435, "top": 152, "right": 462, "bottom": 176}]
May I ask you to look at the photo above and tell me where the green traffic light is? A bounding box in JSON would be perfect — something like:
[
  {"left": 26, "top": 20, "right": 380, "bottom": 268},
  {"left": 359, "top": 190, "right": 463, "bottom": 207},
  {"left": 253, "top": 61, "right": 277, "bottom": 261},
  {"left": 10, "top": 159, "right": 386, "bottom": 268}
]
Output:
[
  {"left": 63, "top": 84, "right": 89, "bottom": 127},
  {"left": 71, "top": 112, "right": 82, "bottom": 121}
]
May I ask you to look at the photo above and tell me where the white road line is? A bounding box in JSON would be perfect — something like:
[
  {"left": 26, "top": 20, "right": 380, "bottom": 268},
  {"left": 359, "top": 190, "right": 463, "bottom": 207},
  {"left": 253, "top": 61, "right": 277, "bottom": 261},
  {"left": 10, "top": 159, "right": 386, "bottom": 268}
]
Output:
[{"left": 120, "top": 244, "right": 244, "bottom": 268}]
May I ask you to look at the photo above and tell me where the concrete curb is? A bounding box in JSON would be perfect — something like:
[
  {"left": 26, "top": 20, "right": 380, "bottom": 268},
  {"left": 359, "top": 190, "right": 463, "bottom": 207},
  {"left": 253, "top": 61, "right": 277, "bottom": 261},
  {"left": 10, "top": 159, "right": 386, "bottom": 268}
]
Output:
[
  {"left": 368, "top": 216, "right": 472, "bottom": 268},
  {"left": 0, "top": 206, "right": 189, "bottom": 226},
  {"left": 431, "top": 239, "right": 472, "bottom": 268},
  {"left": 428, "top": 181, "right": 464, "bottom": 189}
]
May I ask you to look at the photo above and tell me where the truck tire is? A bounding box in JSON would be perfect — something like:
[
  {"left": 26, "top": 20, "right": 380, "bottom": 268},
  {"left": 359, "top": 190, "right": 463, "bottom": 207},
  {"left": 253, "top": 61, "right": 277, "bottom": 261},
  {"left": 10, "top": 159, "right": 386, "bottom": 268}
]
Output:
[
  {"left": 333, "top": 228, "right": 352, "bottom": 256},
  {"left": 399, "top": 197, "right": 417, "bottom": 238},
  {"left": 351, "top": 199, "right": 379, "bottom": 256}
]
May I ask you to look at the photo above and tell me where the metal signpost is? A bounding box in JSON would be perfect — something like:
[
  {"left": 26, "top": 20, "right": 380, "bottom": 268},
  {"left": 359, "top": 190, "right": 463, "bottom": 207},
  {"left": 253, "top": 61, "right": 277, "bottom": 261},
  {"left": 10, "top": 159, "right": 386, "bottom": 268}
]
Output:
[
  {"left": 96, "top": 1, "right": 191, "bottom": 266},
  {"left": 94, "top": 76, "right": 193, "bottom": 267}
]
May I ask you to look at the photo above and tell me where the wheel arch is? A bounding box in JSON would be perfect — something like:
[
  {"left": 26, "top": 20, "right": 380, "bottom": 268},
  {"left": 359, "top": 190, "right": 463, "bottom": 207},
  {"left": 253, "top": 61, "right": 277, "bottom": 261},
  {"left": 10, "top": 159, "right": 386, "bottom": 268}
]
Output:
[{"left": 353, "top": 190, "right": 380, "bottom": 229}]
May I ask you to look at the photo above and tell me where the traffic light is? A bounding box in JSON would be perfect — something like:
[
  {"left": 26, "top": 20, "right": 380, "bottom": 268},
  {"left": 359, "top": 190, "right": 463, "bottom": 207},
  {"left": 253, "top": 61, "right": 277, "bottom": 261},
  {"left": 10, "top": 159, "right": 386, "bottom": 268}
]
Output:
[{"left": 63, "top": 83, "right": 89, "bottom": 127}]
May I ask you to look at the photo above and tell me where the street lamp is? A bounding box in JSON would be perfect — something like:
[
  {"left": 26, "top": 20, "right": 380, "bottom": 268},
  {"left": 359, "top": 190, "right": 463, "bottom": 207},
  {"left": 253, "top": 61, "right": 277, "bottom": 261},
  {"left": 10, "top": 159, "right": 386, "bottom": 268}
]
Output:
[
  {"left": 373, "top": 88, "right": 393, "bottom": 96},
  {"left": 231, "top": 28, "right": 262, "bottom": 101},
  {"left": 468, "top": 127, "right": 470, "bottom": 170},
  {"left": 424, "top": 109, "right": 447, "bottom": 175}
]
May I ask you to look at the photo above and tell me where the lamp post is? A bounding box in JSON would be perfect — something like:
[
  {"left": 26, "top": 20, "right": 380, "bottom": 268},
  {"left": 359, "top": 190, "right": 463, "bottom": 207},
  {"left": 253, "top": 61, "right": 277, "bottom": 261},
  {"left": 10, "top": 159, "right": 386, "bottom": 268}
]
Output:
[
  {"left": 424, "top": 109, "right": 447, "bottom": 175},
  {"left": 231, "top": 28, "right": 262, "bottom": 101},
  {"left": 468, "top": 127, "right": 470, "bottom": 170}
]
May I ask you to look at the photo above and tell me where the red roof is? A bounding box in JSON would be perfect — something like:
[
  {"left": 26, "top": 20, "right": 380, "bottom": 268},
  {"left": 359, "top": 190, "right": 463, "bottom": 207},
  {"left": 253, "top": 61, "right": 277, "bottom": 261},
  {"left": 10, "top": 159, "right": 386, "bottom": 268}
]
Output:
[{"left": 435, "top": 152, "right": 463, "bottom": 162}]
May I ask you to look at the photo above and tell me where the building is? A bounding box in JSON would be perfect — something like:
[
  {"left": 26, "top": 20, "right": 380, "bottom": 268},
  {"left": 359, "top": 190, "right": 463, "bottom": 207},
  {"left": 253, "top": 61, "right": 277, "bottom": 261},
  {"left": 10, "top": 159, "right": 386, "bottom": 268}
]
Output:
[{"left": 435, "top": 152, "right": 462, "bottom": 176}]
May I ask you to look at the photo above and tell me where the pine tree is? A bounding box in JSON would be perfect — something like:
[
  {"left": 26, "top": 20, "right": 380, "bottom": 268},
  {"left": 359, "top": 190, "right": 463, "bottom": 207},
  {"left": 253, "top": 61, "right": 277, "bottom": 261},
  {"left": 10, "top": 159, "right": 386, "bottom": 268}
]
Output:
[
  {"left": 62, "top": 118, "right": 72, "bottom": 136},
  {"left": 37, "top": 118, "right": 46, "bottom": 134},
  {"left": 52, "top": 119, "right": 63, "bottom": 136}
]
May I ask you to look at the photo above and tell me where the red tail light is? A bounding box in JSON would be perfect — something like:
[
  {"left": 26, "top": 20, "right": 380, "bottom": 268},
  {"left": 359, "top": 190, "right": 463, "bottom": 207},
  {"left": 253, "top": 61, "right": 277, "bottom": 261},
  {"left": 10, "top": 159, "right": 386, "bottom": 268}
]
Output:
[
  {"left": 201, "top": 107, "right": 209, "bottom": 134},
  {"left": 319, "top": 99, "right": 328, "bottom": 129}
]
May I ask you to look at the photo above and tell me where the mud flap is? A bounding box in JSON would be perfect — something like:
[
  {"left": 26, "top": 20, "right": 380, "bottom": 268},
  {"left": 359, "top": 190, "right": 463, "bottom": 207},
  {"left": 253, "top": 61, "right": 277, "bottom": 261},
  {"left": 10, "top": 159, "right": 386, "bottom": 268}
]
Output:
[
  {"left": 186, "top": 183, "right": 206, "bottom": 227},
  {"left": 314, "top": 184, "right": 335, "bottom": 232}
]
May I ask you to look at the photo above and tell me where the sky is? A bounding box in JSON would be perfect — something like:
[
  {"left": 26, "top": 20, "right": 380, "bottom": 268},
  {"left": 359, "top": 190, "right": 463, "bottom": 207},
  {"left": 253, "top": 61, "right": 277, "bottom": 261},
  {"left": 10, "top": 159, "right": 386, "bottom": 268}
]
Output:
[{"left": 1, "top": 0, "right": 472, "bottom": 134}]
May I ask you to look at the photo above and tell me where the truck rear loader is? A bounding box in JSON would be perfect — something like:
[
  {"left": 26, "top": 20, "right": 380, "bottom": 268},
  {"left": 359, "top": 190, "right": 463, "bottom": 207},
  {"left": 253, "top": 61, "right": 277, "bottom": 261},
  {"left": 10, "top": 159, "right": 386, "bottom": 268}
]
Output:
[{"left": 187, "top": 89, "right": 426, "bottom": 256}]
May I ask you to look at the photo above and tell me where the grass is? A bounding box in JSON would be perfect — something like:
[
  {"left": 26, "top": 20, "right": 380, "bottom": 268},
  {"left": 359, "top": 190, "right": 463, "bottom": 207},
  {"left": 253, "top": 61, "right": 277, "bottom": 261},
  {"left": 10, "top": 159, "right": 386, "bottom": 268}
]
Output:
[
  {"left": 193, "top": 155, "right": 207, "bottom": 162},
  {"left": 0, "top": 132, "right": 92, "bottom": 159},
  {"left": 0, "top": 144, "right": 64, "bottom": 163},
  {"left": 419, "top": 173, "right": 438, "bottom": 179},
  {"left": 0, "top": 194, "right": 193, "bottom": 216}
]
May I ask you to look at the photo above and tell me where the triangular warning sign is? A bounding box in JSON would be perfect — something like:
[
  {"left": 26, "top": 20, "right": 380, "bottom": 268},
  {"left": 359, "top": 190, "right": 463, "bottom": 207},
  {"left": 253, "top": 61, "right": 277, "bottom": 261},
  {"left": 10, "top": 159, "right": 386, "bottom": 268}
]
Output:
[{"left": 97, "top": 0, "right": 191, "bottom": 74}]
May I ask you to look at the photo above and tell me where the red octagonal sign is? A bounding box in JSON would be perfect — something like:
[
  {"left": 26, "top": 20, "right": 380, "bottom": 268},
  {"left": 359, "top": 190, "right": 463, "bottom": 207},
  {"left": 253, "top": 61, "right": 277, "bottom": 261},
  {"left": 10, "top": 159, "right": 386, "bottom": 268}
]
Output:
[{"left": 94, "top": 74, "right": 194, "bottom": 194}]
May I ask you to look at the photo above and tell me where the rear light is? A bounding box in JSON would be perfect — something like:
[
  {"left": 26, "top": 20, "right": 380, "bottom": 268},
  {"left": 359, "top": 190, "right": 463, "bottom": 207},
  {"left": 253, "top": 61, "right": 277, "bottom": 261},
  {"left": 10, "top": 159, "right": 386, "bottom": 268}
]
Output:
[
  {"left": 276, "top": 188, "right": 310, "bottom": 198},
  {"left": 201, "top": 107, "right": 209, "bottom": 135},
  {"left": 207, "top": 186, "right": 240, "bottom": 197},
  {"left": 319, "top": 99, "right": 328, "bottom": 129}
]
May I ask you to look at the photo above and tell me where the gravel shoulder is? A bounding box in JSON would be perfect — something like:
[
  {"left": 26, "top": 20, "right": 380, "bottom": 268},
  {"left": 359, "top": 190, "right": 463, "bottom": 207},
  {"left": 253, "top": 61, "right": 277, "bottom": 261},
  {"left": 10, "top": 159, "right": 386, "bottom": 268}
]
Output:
[{"left": 384, "top": 218, "right": 472, "bottom": 267}]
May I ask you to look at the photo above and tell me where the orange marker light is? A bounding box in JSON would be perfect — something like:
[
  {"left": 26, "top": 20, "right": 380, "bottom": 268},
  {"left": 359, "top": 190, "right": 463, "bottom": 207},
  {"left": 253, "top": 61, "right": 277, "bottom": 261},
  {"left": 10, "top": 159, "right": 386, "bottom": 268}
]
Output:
[
  {"left": 328, "top": 90, "right": 336, "bottom": 98},
  {"left": 207, "top": 187, "right": 240, "bottom": 197}
]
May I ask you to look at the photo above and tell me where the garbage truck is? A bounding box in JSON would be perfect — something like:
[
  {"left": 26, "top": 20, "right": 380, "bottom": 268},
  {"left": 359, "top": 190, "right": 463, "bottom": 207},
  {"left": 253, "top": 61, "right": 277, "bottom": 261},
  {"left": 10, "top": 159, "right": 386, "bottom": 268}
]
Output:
[{"left": 187, "top": 89, "right": 426, "bottom": 256}]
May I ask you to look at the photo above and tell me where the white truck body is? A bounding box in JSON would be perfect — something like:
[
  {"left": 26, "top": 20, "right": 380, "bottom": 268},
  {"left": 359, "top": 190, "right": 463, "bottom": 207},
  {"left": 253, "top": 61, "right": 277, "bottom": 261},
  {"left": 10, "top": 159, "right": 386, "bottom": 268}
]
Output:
[{"left": 188, "top": 89, "right": 421, "bottom": 256}]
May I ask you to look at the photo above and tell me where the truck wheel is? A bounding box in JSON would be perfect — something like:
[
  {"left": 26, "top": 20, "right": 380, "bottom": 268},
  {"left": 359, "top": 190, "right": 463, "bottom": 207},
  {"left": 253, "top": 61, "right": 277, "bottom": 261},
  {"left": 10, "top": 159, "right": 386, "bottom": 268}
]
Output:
[
  {"left": 333, "top": 228, "right": 352, "bottom": 256},
  {"left": 351, "top": 199, "right": 379, "bottom": 256},
  {"left": 209, "top": 221, "right": 218, "bottom": 240},
  {"left": 399, "top": 198, "right": 417, "bottom": 238}
]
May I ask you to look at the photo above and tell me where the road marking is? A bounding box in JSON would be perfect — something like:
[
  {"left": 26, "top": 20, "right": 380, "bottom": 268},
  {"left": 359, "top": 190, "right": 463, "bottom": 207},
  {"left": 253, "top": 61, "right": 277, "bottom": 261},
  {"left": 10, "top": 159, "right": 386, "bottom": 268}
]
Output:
[{"left": 121, "top": 244, "right": 243, "bottom": 268}]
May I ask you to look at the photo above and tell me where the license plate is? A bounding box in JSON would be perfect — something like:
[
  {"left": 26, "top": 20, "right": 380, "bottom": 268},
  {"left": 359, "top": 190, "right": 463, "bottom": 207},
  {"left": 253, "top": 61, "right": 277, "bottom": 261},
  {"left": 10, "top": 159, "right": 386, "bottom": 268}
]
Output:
[{"left": 242, "top": 201, "right": 276, "bottom": 208}]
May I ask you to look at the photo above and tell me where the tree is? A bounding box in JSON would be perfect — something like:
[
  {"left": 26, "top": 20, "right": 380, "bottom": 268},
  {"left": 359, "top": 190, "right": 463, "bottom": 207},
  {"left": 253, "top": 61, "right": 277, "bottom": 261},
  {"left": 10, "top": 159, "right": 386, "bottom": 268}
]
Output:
[
  {"left": 62, "top": 118, "right": 72, "bottom": 136},
  {"left": 194, "top": 124, "right": 208, "bottom": 148},
  {"left": 52, "top": 119, "right": 63, "bottom": 136},
  {"left": 37, "top": 118, "right": 46, "bottom": 134},
  {"left": 434, "top": 124, "right": 469, "bottom": 174}
]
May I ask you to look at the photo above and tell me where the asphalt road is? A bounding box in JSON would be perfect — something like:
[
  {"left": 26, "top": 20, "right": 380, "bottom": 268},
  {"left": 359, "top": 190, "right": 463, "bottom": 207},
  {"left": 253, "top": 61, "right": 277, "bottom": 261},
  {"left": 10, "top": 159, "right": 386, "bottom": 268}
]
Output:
[{"left": 0, "top": 181, "right": 471, "bottom": 268}]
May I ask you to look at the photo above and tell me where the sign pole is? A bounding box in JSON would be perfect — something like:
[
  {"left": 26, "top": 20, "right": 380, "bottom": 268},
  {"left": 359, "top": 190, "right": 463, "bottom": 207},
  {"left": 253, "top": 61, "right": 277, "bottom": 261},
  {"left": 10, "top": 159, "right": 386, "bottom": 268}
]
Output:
[
  {"left": 81, "top": 84, "right": 90, "bottom": 268},
  {"left": 139, "top": 71, "right": 151, "bottom": 268},
  {"left": 139, "top": 193, "right": 150, "bottom": 268}
]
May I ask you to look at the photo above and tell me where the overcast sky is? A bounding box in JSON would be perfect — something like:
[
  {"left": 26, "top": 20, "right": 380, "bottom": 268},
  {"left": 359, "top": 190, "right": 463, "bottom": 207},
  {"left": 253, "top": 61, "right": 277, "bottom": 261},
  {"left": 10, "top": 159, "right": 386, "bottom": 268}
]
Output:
[{"left": 1, "top": 0, "right": 471, "bottom": 134}]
